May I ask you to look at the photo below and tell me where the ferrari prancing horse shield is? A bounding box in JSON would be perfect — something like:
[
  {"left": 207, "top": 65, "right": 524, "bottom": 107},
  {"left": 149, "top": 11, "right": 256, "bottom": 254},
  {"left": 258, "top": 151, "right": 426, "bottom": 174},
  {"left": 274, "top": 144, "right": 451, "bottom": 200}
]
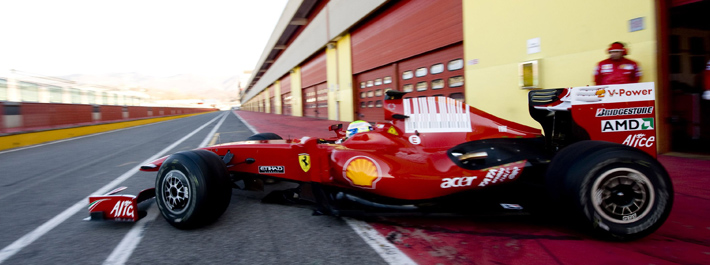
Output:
[{"left": 299, "top": 153, "right": 311, "bottom": 172}]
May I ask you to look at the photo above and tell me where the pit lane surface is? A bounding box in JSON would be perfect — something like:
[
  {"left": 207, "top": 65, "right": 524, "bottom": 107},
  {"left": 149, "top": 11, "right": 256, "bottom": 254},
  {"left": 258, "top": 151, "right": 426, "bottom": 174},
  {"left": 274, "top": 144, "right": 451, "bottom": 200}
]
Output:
[
  {"left": 0, "top": 111, "right": 389, "bottom": 265},
  {"left": 2, "top": 110, "right": 710, "bottom": 265}
]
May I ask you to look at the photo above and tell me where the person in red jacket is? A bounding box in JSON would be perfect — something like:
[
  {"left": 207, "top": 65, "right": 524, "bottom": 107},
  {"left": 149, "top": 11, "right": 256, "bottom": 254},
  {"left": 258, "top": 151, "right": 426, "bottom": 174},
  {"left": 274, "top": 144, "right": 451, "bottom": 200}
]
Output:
[{"left": 594, "top": 42, "right": 642, "bottom": 85}]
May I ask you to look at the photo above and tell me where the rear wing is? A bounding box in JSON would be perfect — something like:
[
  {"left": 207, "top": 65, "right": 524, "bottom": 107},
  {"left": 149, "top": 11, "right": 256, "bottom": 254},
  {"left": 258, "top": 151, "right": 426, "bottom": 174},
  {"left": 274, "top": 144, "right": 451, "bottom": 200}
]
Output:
[{"left": 530, "top": 82, "right": 657, "bottom": 157}]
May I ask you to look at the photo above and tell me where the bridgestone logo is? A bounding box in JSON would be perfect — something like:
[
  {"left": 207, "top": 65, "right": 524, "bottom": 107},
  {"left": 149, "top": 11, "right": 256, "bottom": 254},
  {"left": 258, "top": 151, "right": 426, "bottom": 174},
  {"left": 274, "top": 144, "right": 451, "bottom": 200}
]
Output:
[
  {"left": 596, "top": 107, "right": 653, "bottom": 117},
  {"left": 258, "top": 166, "right": 285, "bottom": 174},
  {"left": 601, "top": 118, "right": 654, "bottom": 132}
]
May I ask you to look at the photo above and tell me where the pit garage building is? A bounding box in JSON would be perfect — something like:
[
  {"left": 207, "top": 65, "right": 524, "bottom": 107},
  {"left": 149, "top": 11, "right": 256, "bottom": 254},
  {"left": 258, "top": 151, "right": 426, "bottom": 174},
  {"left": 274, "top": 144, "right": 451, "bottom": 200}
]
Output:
[{"left": 241, "top": 0, "right": 710, "bottom": 154}]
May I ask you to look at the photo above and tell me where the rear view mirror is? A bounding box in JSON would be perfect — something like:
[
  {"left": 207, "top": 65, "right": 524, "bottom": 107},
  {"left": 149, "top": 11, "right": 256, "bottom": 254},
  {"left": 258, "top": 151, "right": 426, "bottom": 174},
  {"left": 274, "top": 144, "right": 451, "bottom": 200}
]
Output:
[{"left": 329, "top": 124, "right": 343, "bottom": 131}]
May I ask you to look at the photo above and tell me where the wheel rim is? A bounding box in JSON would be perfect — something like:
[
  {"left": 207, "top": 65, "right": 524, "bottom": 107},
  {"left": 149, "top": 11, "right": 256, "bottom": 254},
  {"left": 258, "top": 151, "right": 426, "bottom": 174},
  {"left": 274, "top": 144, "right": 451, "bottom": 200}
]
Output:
[
  {"left": 591, "top": 167, "right": 655, "bottom": 224},
  {"left": 161, "top": 169, "right": 190, "bottom": 214}
]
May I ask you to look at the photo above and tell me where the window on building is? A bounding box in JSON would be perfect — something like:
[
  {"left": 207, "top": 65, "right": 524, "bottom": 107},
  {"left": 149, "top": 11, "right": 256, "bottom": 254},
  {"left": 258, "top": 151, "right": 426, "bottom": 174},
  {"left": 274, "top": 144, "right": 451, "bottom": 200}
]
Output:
[
  {"left": 375, "top": 89, "right": 383, "bottom": 97},
  {"left": 415, "top": 67, "right": 427, "bottom": 77},
  {"left": 450, "top": 92, "right": 464, "bottom": 101},
  {"left": 402, "top": 71, "right": 413, "bottom": 80},
  {"left": 375, "top": 100, "right": 383, "bottom": 108},
  {"left": 449, "top": 76, "right": 464, "bottom": 87},
  {"left": 383, "top": 76, "right": 392, "bottom": 84},
  {"left": 375, "top": 78, "right": 382, "bottom": 86},
  {"left": 416, "top": 81, "right": 427, "bottom": 91},
  {"left": 432, "top": 79, "right": 444, "bottom": 89},
  {"left": 403, "top": 84, "right": 413, "bottom": 92},
  {"left": 431, "top": 64, "right": 444, "bottom": 74},
  {"left": 0, "top": 79, "right": 7, "bottom": 101},
  {"left": 48, "top": 85, "right": 63, "bottom": 103},
  {"left": 19, "top": 82, "right": 39, "bottom": 102},
  {"left": 448, "top": 59, "right": 464, "bottom": 71}
]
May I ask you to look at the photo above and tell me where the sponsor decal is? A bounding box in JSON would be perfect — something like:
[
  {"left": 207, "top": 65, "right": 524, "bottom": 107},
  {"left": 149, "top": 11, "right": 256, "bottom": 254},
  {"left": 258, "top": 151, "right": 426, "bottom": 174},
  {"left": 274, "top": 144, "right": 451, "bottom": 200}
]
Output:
[
  {"left": 403, "top": 97, "right": 472, "bottom": 133},
  {"left": 498, "top": 126, "right": 507, "bottom": 133},
  {"left": 387, "top": 103, "right": 396, "bottom": 111},
  {"left": 110, "top": 200, "right": 135, "bottom": 219},
  {"left": 596, "top": 87, "right": 606, "bottom": 98},
  {"left": 343, "top": 156, "right": 382, "bottom": 189},
  {"left": 387, "top": 126, "right": 399, "bottom": 136},
  {"left": 601, "top": 118, "right": 654, "bottom": 132},
  {"left": 622, "top": 133, "right": 655, "bottom": 148},
  {"left": 595, "top": 107, "right": 653, "bottom": 117},
  {"left": 478, "top": 162, "right": 523, "bottom": 187},
  {"left": 573, "top": 83, "right": 655, "bottom": 104},
  {"left": 298, "top": 153, "right": 310, "bottom": 173},
  {"left": 606, "top": 88, "right": 653, "bottom": 97},
  {"left": 440, "top": 176, "right": 477, "bottom": 188},
  {"left": 408, "top": 135, "right": 421, "bottom": 145},
  {"left": 259, "top": 166, "right": 285, "bottom": 174}
]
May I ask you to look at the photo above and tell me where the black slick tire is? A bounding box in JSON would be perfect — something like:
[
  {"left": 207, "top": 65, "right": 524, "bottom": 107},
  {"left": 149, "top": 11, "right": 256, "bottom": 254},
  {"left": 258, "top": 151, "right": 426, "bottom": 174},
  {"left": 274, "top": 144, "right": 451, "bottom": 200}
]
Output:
[
  {"left": 155, "top": 149, "right": 232, "bottom": 229},
  {"left": 546, "top": 141, "right": 673, "bottom": 241}
]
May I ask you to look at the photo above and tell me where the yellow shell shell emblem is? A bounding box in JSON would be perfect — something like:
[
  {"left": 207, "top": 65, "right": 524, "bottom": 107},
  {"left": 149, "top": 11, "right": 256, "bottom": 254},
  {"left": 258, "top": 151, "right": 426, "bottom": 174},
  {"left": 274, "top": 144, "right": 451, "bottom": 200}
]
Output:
[{"left": 343, "top": 156, "right": 381, "bottom": 189}]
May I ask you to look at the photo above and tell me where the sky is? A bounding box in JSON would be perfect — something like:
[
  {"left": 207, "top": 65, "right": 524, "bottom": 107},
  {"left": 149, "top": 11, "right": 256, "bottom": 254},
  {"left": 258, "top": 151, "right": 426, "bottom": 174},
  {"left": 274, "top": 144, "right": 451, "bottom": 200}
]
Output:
[{"left": 0, "top": 0, "right": 289, "bottom": 77}]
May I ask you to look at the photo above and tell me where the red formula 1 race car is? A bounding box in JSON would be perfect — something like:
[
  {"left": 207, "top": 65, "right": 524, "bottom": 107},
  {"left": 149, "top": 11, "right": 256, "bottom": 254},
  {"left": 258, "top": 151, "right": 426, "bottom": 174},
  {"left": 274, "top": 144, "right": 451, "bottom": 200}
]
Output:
[{"left": 88, "top": 82, "right": 672, "bottom": 241}]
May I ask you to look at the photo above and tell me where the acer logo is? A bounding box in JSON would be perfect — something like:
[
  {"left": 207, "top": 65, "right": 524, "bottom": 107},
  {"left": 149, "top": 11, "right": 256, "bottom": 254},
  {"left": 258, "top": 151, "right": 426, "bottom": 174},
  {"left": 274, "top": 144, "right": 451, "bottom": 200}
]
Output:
[
  {"left": 110, "top": 200, "right": 134, "bottom": 218},
  {"left": 440, "top": 176, "right": 477, "bottom": 188}
]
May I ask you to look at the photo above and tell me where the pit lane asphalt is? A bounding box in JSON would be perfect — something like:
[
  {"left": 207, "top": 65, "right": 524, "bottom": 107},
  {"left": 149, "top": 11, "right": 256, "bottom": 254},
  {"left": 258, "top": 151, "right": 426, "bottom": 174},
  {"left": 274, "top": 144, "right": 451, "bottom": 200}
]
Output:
[{"left": 0, "top": 111, "right": 388, "bottom": 265}]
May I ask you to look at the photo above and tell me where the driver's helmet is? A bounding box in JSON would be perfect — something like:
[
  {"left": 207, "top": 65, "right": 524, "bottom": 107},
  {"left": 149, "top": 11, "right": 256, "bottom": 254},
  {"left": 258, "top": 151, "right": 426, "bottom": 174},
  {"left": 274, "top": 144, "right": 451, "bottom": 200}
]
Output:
[{"left": 346, "top": 120, "right": 372, "bottom": 138}]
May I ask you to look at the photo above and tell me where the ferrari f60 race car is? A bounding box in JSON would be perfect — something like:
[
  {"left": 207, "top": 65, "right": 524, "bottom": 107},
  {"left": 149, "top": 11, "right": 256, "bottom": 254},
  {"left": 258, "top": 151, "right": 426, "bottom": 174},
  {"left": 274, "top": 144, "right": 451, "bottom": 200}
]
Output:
[{"left": 88, "top": 82, "right": 672, "bottom": 241}]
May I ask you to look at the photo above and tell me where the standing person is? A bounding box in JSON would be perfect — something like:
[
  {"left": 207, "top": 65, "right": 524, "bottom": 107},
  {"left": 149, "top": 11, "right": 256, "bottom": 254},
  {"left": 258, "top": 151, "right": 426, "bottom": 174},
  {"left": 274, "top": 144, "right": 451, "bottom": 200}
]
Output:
[{"left": 594, "top": 42, "right": 642, "bottom": 85}]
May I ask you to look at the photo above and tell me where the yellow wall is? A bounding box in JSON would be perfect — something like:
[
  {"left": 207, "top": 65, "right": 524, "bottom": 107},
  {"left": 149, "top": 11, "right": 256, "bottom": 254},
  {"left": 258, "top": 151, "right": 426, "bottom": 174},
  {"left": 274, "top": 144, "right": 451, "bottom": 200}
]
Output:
[
  {"left": 291, "top": 67, "right": 303, "bottom": 117},
  {"left": 264, "top": 87, "right": 271, "bottom": 113},
  {"left": 326, "top": 45, "right": 339, "bottom": 120},
  {"left": 463, "top": 0, "right": 657, "bottom": 128},
  {"left": 337, "top": 34, "right": 355, "bottom": 122},
  {"left": 273, "top": 82, "right": 282, "bottom": 115}
]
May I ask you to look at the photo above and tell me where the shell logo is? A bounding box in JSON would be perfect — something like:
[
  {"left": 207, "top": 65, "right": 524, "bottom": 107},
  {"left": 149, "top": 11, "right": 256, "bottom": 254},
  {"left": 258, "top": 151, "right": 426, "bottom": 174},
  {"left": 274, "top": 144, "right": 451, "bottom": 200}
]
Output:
[
  {"left": 343, "top": 156, "right": 382, "bottom": 189},
  {"left": 596, "top": 88, "right": 606, "bottom": 98}
]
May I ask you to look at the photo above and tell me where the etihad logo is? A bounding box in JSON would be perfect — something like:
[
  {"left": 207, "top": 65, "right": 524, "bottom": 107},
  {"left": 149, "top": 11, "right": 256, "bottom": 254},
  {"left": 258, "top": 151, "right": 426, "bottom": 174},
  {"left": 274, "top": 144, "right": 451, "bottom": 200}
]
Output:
[
  {"left": 258, "top": 166, "right": 285, "bottom": 174},
  {"left": 602, "top": 118, "right": 654, "bottom": 132},
  {"left": 343, "top": 156, "right": 381, "bottom": 189},
  {"left": 596, "top": 107, "right": 653, "bottom": 117}
]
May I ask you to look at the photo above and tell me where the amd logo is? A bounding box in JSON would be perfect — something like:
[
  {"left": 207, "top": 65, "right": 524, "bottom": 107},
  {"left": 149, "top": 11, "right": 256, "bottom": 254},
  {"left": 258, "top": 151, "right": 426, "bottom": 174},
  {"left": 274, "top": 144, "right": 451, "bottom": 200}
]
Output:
[{"left": 601, "top": 118, "right": 654, "bottom": 132}]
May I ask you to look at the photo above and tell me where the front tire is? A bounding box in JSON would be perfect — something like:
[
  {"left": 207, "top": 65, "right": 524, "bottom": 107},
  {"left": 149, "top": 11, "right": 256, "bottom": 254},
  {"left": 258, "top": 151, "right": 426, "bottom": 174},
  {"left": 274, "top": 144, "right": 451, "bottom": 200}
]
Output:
[
  {"left": 547, "top": 141, "right": 673, "bottom": 241},
  {"left": 155, "top": 150, "right": 232, "bottom": 229}
]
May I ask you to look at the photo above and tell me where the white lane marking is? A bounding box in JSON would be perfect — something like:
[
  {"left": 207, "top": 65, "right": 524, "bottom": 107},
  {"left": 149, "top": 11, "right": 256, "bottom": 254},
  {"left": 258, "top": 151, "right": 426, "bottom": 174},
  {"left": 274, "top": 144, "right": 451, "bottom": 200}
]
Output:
[
  {"left": 103, "top": 206, "right": 159, "bottom": 265},
  {"left": 199, "top": 111, "right": 229, "bottom": 147},
  {"left": 232, "top": 111, "right": 259, "bottom": 134},
  {"left": 103, "top": 111, "right": 228, "bottom": 265},
  {"left": 233, "top": 112, "right": 415, "bottom": 265},
  {"left": 344, "top": 218, "right": 417, "bottom": 265},
  {"left": 0, "top": 112, "right": 224, "bottom": 264}
]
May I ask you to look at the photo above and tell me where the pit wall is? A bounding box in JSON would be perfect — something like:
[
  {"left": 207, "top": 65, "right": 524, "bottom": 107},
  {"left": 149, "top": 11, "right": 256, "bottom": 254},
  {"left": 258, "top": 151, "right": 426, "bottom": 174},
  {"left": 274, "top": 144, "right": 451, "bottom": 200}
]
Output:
[{"left": 0, "top": 102, "right": 217, "bottom": 151}]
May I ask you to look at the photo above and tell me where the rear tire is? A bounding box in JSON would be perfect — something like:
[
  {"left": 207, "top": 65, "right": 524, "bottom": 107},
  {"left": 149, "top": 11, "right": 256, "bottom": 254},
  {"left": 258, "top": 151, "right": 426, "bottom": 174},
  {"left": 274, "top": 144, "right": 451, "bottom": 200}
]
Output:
[
  {"left": 246, "top": 132, "right": 282, "bottom": 140},
  {"left": 546, "top": 141, "right": 673, "bottom": 241},
  {"left": 155, "top": 150, "right": 232, "bottom": 229}
]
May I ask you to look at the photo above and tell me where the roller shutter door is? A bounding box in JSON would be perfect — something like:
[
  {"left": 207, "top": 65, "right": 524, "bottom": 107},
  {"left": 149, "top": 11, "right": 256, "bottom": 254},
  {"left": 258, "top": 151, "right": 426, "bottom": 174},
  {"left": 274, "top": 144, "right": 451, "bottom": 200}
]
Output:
[
  {"left": 351, "top": 0, "right": 462, "bottom": 74},
  {"left": 301, "top": 52, "right": 327, "bottom": 119}
]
